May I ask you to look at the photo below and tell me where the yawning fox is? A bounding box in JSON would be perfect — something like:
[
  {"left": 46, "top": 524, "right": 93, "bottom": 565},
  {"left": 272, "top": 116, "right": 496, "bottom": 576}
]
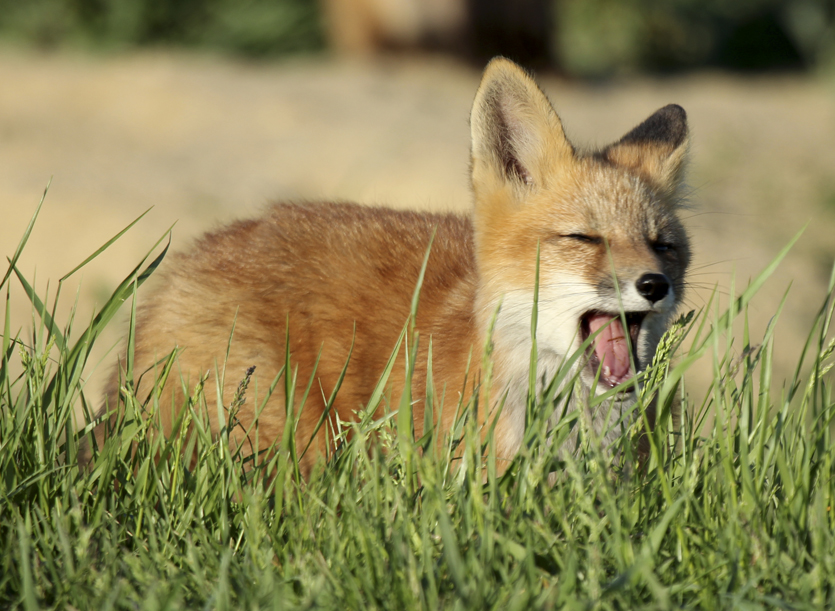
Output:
[{"left": 85, "top": 57, "right": 691, "bottom": 474}]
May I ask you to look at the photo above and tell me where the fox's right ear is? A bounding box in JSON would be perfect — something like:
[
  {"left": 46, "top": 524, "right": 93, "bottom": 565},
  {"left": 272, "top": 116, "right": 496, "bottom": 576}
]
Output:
[
  {"left": 470, "top": 58, "right": 574, "bottom": 198},
  {"left": 602, "top": 104, "right": 689, "bottom": 196}
]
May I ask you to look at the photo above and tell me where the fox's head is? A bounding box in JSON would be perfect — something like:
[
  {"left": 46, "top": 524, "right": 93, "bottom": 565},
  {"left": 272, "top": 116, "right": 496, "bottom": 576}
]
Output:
[{"left": 470, "top": 57, "right": 691, "bottom": 399}]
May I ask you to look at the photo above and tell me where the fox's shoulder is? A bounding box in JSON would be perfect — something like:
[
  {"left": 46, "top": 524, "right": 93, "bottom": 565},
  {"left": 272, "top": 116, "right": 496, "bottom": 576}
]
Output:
[
  {"left": 264, "top": 201, "right": 474, "bottom": 251},
  {"left": 167, "top": 201, "right": 477, "bottom": 290}
]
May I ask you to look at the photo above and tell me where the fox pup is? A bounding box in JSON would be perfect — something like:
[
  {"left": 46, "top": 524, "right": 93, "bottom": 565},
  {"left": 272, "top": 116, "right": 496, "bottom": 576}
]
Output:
[{"left": 86, "top": 58, "right": 691, "bottom": 474}]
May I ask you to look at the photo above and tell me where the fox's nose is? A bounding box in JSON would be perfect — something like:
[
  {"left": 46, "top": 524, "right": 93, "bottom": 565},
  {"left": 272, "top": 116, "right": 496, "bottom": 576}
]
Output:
[{"left": 636, "top": 273, "right": 670, "bottom": 304}]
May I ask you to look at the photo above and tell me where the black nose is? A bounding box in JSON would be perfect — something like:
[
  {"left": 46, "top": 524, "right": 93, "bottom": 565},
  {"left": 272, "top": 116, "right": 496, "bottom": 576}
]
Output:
[{"left": 636, "top": 273, "right": 670, "bottom": 304}]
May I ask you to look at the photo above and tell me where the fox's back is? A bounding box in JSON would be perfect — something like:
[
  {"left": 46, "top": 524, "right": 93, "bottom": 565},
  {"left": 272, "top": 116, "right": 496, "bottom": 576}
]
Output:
[{"left": 111, "top": 202, "right": 478, "bottom": 469}]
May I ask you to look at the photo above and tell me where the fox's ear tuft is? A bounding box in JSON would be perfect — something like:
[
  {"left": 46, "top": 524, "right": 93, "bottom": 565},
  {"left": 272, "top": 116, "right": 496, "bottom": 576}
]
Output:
[
  {"left": 470, "top": 57, "right": 573, "bottom": 197},
  {"left": 603, "top": 104, "right": 689, "bottom": 194}
]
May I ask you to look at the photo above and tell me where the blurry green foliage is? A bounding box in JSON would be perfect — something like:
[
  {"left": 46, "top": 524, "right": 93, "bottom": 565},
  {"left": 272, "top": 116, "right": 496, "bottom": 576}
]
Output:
[
  {"left": 0, "top": 0, "right": 323, "bottom": 55},
  {"left": 556, "top": 0, "right": 835, "bottom": 75},
  {"left": 0, "top": 0, "right": 830, "bottom": 72}
]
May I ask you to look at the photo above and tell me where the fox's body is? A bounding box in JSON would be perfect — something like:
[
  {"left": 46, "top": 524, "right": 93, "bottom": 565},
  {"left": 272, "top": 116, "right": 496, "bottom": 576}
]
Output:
[
  {"left": 88, "top": 58, "right": 691, "bottom": 473},
  {"left": 121, "top": 204, "right": 481, "bottom": 472}
]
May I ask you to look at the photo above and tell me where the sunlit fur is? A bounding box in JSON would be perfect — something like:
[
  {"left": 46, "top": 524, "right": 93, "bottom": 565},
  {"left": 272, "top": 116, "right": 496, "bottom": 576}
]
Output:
[{"left": 85, "top": 58, "right": 690, "bottom": 475}]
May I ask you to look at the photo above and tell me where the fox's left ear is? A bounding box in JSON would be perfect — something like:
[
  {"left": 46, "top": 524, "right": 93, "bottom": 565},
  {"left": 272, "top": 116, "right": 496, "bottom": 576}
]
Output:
[
  {"left": 602, "top": 104, "right": 689, "bottom": 195},
  {"left": 470, "top": 58, "right": 574, "bottom": 198}
]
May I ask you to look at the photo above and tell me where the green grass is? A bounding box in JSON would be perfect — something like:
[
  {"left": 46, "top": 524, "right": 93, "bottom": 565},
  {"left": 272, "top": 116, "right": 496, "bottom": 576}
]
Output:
[
  {"left": 2, "top": 190, "right": 835, "bottom": 610},
  {"left": 0, "top": 0, "right": 323, "bottom": 57}
]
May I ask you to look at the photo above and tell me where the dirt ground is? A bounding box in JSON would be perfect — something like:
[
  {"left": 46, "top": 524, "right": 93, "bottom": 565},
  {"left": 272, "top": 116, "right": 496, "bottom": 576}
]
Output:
[{"left": 2, "top": 48, "right": 834, "bottom": 409}]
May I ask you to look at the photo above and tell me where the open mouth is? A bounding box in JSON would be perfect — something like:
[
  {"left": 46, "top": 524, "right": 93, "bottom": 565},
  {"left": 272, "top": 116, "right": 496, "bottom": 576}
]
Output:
[{"left": 579, "top": 311, "right": 647, "bottom": 390}]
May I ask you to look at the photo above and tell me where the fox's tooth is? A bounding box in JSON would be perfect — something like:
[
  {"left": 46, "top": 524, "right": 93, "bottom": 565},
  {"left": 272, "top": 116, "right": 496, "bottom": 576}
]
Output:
[{"left": 603, "top": 365, "right": 611, "bottom": 377}]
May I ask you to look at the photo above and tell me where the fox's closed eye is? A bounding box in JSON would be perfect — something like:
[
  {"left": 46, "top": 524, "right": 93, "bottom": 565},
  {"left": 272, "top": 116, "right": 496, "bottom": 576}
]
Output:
[
  {"left": 652, "top": 241, "right": 676, "bottom": 253},
  {"left": 565, "top": 233, "right": 602, "bottom": 245}
]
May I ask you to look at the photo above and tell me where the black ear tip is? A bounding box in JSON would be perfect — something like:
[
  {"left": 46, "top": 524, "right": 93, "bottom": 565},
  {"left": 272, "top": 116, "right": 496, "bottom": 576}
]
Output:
[
  {"left": 621, "top": 104, "right": 688, "bottom": 148},
  {"left": 658, "top": 104, "right": 687, "bottom": 131},
  {"left": 660, "top": 103, "right": 686, "bottom": 118}
]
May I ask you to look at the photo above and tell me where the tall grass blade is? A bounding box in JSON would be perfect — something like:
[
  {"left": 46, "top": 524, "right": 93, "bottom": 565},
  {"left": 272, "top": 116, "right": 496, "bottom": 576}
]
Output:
[
  {"left": 0, "top": 180, "right": 49, "bottom": 291},
  {"left": 59, "top": 208, "right": 154, "bottom": 282}
]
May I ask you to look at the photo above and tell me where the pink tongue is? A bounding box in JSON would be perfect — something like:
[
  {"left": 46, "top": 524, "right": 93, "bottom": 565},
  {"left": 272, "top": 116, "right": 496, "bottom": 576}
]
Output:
[{"left": 587, "top": 314, "right": 632, "bottom": 385}]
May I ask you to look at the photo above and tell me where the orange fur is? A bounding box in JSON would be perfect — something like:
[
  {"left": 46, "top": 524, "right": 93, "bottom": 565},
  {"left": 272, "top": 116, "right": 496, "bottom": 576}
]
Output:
[{"left": 84, "top": 58, "right": 691, "bottom": 475}]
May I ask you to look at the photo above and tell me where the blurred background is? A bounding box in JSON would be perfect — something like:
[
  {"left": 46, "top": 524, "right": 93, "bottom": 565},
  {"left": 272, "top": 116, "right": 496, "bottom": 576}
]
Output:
[
  {"left": 0, "top": 0, "right": 831, "bottom": 72},
  {"left": 1, "top": 0, "right": 834, "bottom": 405}
]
